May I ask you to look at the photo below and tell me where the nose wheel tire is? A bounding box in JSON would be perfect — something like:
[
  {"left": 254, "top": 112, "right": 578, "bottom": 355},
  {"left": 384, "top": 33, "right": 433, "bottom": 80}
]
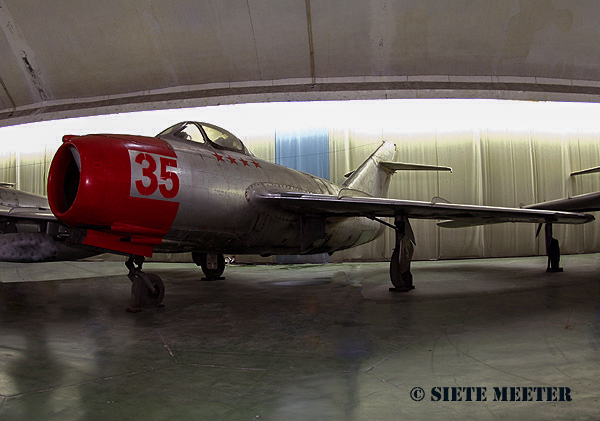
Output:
[{"left": 131, "top": 272, "right": 165, "bottom": 308}]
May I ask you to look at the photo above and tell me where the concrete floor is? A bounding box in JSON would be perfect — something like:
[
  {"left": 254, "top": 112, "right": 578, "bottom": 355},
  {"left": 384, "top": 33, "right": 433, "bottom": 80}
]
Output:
[{"left": 0, "top": 254, "right": 599, "bottom": 420}]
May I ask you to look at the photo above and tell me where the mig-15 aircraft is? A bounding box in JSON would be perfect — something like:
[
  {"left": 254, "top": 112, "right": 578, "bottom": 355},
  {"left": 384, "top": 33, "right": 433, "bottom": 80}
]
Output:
[{"left": 28, "top": 121, "right": 592, "bottom": 308}]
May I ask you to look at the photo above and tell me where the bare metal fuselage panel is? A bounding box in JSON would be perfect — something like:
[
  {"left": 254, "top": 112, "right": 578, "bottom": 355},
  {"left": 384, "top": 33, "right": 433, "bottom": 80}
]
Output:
[{"left": 158, "top": 138, "right": 383, "bottom": 255}]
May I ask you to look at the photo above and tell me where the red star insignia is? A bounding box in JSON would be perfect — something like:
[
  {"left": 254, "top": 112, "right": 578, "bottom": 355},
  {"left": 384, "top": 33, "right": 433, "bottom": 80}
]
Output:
[
  {"left": 213, "top": 152, "right": 224, "bottom": 161},
  {"left": 239, "top": 158, "right": 249, "bottom": 166},
  {"left": 226, "top": 155, "right": 238, "bottom": 165},
  {"left": 251, "top": 160, "right": 261, "bottom": 168}
]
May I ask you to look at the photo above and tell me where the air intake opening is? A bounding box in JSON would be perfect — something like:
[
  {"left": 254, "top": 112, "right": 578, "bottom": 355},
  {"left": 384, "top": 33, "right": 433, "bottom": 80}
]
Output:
[
  {"left": 48, "top": 141, "right": 87, "bottom": 221},
  {"left": 49, "top": 144, "right": 82, "bottom": 215},
  {"left": 63, "top": 156, "right": 80, "bottom": 211}
]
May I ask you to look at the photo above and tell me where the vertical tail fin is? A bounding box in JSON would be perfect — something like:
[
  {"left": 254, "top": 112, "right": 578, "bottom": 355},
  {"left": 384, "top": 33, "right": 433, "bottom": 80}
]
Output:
[
  {"left": 341, "top": 141, "right": 452, "bottom": 198},
  {"left": 342, "top": 141, "right": 397, "bottom": 198}
]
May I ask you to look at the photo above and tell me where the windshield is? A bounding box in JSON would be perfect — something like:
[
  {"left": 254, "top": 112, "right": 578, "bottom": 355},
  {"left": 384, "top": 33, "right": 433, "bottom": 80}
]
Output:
[
  {"left": 200, "top": 123, "right": 245, "bottom": 153},
  {"left": 157, "top": 122, "right": 252, "bottom": 155},
  {"left": 156, "top": 122, "right": 204, "bottom": 143}
]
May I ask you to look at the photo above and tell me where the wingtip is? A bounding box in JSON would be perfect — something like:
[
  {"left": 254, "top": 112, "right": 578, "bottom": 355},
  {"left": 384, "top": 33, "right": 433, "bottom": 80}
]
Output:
[{"left": 570, "top": 166, "right": 600, "bottom": 176}]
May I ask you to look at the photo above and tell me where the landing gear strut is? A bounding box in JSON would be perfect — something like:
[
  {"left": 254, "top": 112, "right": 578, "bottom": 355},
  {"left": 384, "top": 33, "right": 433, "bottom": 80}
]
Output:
[
  {"left": 126, "top": 255, "right": 165, "bottom": 309},
  {"left": 544, "top": 223, "right": 563, "bottom": 273},
  {"left": 389, "top": 215, "right": 416, "bottom": 292}
]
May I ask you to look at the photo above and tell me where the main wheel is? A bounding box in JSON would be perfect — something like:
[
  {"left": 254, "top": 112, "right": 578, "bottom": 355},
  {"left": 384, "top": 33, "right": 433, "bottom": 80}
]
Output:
[
  {"left": 192, "top": 252, "right": 225, "bottom": 280},
  {"left": 389, "top": 247, "right": 414, "bottom": 291},
  {"left": 131, "top": 273, "right": 165, "bottom": 308}
]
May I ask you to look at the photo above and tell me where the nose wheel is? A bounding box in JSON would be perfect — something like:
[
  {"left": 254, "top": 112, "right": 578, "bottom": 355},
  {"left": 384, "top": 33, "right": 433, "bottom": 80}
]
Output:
[{"left": 126, "top": 256, "right": 165, "bottom": 310}]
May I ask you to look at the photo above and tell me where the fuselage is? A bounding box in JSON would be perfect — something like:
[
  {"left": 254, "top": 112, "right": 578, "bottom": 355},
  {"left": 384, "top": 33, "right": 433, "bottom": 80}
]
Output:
[
  {"left": 47, "top": 122, "right": 383, "bottom": 257},
  {"left": 163, "top": 139, "right": 382, "bottom": 255}
]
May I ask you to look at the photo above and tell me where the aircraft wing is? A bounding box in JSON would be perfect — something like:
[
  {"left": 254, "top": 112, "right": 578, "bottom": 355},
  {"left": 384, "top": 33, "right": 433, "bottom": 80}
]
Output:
[
  {"left": 570, "top": 166, "right": 600, "bottom": 176},
  {"left": 0, "top": 186, "right": 56, "bottom": 221},
  {"left": 252, "top": 191, "right": 594, "bottom": 225},
  {"left": 437, "top": 191, "right": 600, "bottom": 228},
  {"left": 523, "top": 191, "right": 600, "bottom": 213},
  {"left": 0, "top": 187, "right": 99, "bottom": 262},
  {"left": 0, "top": 205, "right": 57, "bottom": 221}
]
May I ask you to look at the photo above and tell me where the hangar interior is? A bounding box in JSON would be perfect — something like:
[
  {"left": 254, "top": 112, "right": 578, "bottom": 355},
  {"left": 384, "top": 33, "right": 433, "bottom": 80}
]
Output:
[
  {"left": 2, "top": 109, "right": 600, "bottom": 262},
  {"left": 1, "top": 0, "right": 600, "bottom": 419}
]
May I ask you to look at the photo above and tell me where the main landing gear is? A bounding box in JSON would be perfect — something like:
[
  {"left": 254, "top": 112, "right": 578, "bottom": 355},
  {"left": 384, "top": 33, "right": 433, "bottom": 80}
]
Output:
[
  {"left": 192, "top": 252, "right": 226, "bottom": 280},
  {"left": 126, "top": 255, "right": 165, "bottom": 310},
  {"left": 386, "top": 218, "right": 564, "bottom": 292},
  {"left": 370, "top": 214, "right": 416, "bottom": 292},
  {"left": 389, "top": 215, "right": 416, "bottom": 292},
  {"left": 543, "top": 223, "right": 563, "bottom": 273}
]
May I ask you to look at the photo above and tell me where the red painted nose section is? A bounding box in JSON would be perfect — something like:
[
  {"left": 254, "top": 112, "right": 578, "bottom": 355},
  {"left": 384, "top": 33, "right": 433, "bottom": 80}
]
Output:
[{"left": 48, "top": 134, "right": 180, "bottom": 256}]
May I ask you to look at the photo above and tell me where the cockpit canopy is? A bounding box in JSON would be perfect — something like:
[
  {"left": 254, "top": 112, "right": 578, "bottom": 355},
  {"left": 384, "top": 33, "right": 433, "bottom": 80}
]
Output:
[{"left": 157, "top": 122, "right": 253, "bottom": 156}]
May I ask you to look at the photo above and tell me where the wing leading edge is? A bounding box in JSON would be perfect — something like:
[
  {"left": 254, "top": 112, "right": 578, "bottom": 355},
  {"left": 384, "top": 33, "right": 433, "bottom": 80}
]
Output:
[
  {"left": 252, "top": 191, "right": 594, "bottom": 225},
  {"left": 0, "top": 186, "right": 56, "bottom": 222}
]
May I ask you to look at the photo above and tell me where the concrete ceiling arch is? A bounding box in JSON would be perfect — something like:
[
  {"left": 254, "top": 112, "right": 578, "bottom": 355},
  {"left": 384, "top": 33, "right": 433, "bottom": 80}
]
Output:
[{"left": 1, "top": 0, "right": 599, "bottom": 127}]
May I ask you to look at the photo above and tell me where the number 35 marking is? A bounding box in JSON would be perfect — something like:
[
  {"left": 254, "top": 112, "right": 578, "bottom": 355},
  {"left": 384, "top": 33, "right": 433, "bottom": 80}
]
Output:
[{"left": 129, "top": 151, "right": 180, "bottom": 200}]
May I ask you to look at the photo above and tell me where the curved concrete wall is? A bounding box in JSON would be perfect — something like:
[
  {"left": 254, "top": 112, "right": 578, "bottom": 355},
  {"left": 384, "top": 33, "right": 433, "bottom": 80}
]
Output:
[{"left": 2, "top": 1, "right": 600, "bottom": 126}]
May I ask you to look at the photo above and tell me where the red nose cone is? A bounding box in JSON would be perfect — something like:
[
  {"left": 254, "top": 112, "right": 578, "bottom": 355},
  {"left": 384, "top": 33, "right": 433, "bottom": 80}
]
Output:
[{"left": 47, "top": 134, "right": 181, "bottom": 253}]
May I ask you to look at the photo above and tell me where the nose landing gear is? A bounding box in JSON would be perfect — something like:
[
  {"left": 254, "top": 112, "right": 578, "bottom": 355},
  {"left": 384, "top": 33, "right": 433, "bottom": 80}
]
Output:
[{"left": 126, "top": 255, "right": 165, "bottom": 310}]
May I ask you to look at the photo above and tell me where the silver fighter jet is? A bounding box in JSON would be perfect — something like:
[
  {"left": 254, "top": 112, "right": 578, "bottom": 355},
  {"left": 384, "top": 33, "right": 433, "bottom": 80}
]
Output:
[{"left": 5, "top": 121, "right": 591, "bottom": 308}]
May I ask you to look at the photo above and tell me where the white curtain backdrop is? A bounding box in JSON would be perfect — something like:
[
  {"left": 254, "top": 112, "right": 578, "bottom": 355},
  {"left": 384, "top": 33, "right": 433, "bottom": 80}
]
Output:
[
  {"left": 0, "top": 147, "right": 57, "bottom": 195},
  {"left": 1, "top": 123, "right": 598, "bottom": 262},
  {"left": 328, "top": 127, "right": 600, "bottom": 262}
]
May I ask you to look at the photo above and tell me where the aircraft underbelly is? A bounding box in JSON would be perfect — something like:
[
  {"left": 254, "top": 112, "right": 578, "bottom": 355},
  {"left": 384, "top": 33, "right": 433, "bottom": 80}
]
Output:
[{"left": 160, "top": 215, "right": 382, "bottom": 255}]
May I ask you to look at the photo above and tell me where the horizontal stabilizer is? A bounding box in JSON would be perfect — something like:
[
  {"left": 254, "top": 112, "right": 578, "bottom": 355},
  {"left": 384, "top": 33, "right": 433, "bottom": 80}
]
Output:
[
  {"left": 570, "top": 166, "right": 600, "bottom": 176},
  {"left": 380, "top": 161, "right": 453, "bottom": 173},
  {"left": 344, "top": 161, "right": 453, "bottom": 178}
]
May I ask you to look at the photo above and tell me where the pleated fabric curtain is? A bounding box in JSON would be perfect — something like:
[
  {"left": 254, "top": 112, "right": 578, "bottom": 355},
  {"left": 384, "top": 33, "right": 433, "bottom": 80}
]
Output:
[
  {"left": 328, "top": 127, "right": 600, "bottom": 262},
  {"left": 0, "top": 152, "right": 18, "bottom": 186},
  {"left": 1, "top": 124, "right": 599, "bottom": 262},
  {"left": 243, "top": 131, "right": 276, "bottom": 163},
  {"left": 0, "top": 147, "right": 56, "bottom": 195},
  {"left": 275, "top": 128, "right": 330, "bottom": 263},
  {"left": 275, "top": 128, "right": 329, "bottom": 178}
]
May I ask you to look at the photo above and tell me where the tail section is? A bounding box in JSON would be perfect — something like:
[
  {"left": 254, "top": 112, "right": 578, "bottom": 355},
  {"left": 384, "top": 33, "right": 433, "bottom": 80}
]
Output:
[
  {"left": 341, "top": 141, "right": 452, "bottom": 198},
  {"left": 342, "top": 142, "right": 397, "bottom": 198}
]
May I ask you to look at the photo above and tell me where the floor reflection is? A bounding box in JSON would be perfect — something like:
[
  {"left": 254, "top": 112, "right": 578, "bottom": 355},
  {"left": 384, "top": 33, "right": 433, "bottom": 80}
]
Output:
[{"left": 0, "top": 255, "right": 598, "bottom": 419}]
